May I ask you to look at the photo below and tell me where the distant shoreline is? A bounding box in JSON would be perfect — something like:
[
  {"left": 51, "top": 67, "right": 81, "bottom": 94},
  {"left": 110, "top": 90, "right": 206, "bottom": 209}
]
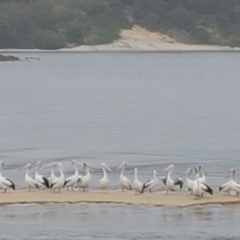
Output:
[{"left": 1, "top": 26, "right": 239, "bottom": 54}]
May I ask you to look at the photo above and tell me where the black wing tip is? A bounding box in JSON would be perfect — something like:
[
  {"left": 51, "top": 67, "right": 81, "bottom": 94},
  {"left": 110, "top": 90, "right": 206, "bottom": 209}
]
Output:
[
  {"left": 174, "top": 178, "right": 183, "bottom": 189},
  {"left": 161, "top": 177, "right": 167, "bottom": 186},
  {"left": 6, "top": 178, "right": 15, "bottom": 190},
  {"left": 42, "top": 177, "right": 50, "bottom": 188},
  {"left": 203, "top": 183, "right": 213, "bottom": 195}
]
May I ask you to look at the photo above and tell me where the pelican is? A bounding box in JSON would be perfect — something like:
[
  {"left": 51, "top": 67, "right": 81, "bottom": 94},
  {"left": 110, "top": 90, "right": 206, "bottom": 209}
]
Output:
[
  {"left": 64, "top": 160, "right": 82, "bottom": 191},
  {"left": 20, "top": 163, "right": 38, "bottom": 191},
  {"left": 117, "top": 162, "right": 131, "bottom": 192},
  {"left": 33, "top": 161, "right": 49, "bottom": 189},
  {"left": 219, "top": 168, "right": 240, "bottom": 196},
  {"left": 184, "top": 168, "right": 194, "bottom": 194},
  {"left": 192, "top": 173, "right": 213, "bottom": 198},
  {"left": 132, "top": 168, "right": 143, "bottom": 194},
  {"left": 0, "top": 161, "right": 15, "bottom": 192},
  {"left": 48, "top": 163, "right": 65, "bottom": 192},
  {"left": 46, "top": 162, "right": 58, "bottom": 185},
  {"left": 99, "top": 163, "right": 112, "bottom": 190},
  {"left": 197, "top": 165, "right": 207, "bottom": 183},
  {"left": 163, "top": 164, "right": 183, "bottom": 193},
  {"left": 79, "top": 163, "right": 93, "bottom": 192},
  {"left": 142, "top": 170, "right": 158, "bottom": 193}
]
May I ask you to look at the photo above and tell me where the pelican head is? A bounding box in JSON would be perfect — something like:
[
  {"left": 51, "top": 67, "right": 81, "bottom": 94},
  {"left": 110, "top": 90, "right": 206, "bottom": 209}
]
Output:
[
  {"left": 44, "top": 162, "right": 58, "bottom": 170},
  {"left": 20, "top": 163, "right": 32, "bottom": 170},
  {"left": 117, "top": 162, "right": 127, "bottom": 171},
  {"left": 198, "top": 164, "right": 208, "bottom": 176},
  {"left": 83, "top": 162, "right": 94, "bottom": 172},
  {"left": 101, "top": 163, "right": 112, "bottom": 172},
  {"left": 33, "top": 161, "right": 42, "bottom": 169},
  {"left": 163, "top": 164, "right": 175, "bottom": 173},
  {"left": 226, "top": 168, "right": 235, "bottom": 179},
  {"left": 72, "top": 159, "right": 82, "bottom": 167}
]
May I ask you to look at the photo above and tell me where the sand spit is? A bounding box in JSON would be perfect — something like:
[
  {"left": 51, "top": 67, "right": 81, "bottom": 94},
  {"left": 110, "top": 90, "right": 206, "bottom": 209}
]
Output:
[
  {"left": 0, "top": 190, "right": 240, "bottom": 207},
  {"left": 1, "top": 26, "right": 239, "bottom": 53}
]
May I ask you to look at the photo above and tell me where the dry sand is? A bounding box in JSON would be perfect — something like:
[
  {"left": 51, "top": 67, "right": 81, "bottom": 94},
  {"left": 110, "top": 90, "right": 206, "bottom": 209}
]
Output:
[
  {"left": 1, "top": 189, "right": 240, "bottom": 207},
  {"left": 1, "top": 25, "right": 239, "bottom": 53},
  {"left": 62, "top": 25, "right": 238, "bottom": 52}
]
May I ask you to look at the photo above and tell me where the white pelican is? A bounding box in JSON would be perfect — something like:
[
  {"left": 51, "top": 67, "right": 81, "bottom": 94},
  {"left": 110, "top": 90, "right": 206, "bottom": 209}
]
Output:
[
  {"left": 45, "top": 162, "right": 58, "bottom": 185},
  {"left": 64, "top": 160, "right": 82, "bottom": 191},
  {"left": 117, "top": 162, "right": 131, "bottom": 192},
  {"left": 0, "top": 161, "right": 15, "bottom": 192},
  {"left": 142, "top": 170, "right": 159, "bottom": 193},
  {"left": 163, "top": 164, "right": 183, "bottom": 193},
  {"left": 192, "top": 173, "right": 213, "bottom": 198},
  {"left": 197, "top": 165, "right": 207, "bottom": 183},
  {"left": 79, "top": 162, "right": 93, "bottom": 192},
  {"left": 99, "top": 163, "right": 112, "bottom": 190},
  {"left": 48, "top": 163, "right": 65, "bottom": 192},
  {"left": 219, "top": 168, "right": 240, "bottom": 196},
  {"left": 33, "top": 161, "right": 49, "bottom": 189},
  {"left": 132, "top": 168, "right": 143, "bottom": 194},
  {"left": 20, "top": 163, "right": 38, "bottom": 191},
  {"left": 184, "top": 168, "right": 194, "bottom": 194}
]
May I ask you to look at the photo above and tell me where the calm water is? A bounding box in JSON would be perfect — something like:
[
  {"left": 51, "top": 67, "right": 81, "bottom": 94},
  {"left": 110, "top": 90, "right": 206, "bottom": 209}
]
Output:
[{"left": 1, "top": 52, "right": 240, "bottom": 239}]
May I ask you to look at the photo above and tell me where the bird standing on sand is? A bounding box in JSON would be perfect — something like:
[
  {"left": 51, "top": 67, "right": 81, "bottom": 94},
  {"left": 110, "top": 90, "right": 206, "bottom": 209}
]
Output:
[
  {"left": 33, "top": 161, "right": 49, "bottom": 189},
  {"left": 0, "top": 161, "right": 15, "bottom": 193},
  {"left": 162, "top": 164, "right": 183, "bottom": 193},
  {"left": 142, "top": 170, "right": 158, "bottom": 193},
  {"left": 117, "top": 162, "right": 131, "bottom": 192},
  {"left": 20, "top": 163, "right": 38, "bottom": 191},
  {"left": 132, "top": 168, "right": 143, "bottom": 194},
  {"left": 99, "top": 163, "right": 112, "bottom": 190}
]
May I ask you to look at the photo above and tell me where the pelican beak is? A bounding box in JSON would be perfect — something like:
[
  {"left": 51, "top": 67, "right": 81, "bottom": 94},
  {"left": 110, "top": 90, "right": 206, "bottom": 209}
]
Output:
[
  {"left": 163, "top": 165, "right": 172, "bottom": 173},
  {"left": 44, "top": 163, "right": 56, "bottom": 170},
  {"left": 87, "top": 164, "right": 95, "bottom": 172},
  {"left": 73, "top": 160, "right": 82, "bottom": 168},
  {"left": 19, "top": 164, "right": 31, "bottom": 171},
  {"left": 105, "top": 165, "right": 112, "bottom": 172},
  {"left": 117, "top": 162, "right": 125, "bottom": 171}
]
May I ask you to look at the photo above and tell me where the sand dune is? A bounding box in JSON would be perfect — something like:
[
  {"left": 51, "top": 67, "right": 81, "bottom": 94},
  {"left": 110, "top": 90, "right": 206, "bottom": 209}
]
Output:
[
  {"left": 0, "top": 190, "right": 240, "bottom": 207},
  {"left": 64, "top": 25, "right": 237, "bottom": 52}
]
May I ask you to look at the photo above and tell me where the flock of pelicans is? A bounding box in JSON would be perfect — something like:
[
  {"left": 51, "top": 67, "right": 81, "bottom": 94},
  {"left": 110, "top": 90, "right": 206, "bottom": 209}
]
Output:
[{"left": 0, "top": 160, "right": 239, "bottom": 198}]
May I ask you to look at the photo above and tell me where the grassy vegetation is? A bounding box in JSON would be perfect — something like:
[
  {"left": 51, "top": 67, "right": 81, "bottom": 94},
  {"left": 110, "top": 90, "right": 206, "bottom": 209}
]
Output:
[
  {"left": 0, "top": 0, "right": 240, "bottom": 49},
  {"left": 0, "top": 54, "right": 19, "bottom": 61}
]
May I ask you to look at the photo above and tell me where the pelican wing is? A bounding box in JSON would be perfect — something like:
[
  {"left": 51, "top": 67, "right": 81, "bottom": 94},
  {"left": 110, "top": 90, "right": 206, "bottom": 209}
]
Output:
[
  {"left": 201, "top": 183, "right": 213, "bottom": 195},
  {"left": 161, "top": 177, "right": 167, "bottom": 186},
  {"left": 42, "top": 176, "right": 49, "bottom": 188},
  {"left": 174, "top": 178, "right": 183, "bottom": 189},
  {"left": 219, "top": 182, "right": 229, "bottom": 192},
  {"left": 4, "top": 178, "right": 15, "bottom": 190}
]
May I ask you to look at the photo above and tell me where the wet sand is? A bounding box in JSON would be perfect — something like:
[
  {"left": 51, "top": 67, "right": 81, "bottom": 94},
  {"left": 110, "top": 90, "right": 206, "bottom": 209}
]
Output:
[{"left": 1, "top": 190, "right": 240, "bottom": 207}]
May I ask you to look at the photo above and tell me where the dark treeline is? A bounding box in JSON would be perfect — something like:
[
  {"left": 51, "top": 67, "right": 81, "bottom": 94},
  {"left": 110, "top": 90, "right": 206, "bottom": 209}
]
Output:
[{"left": 0, "top": 0, "right": 240, "bottom": 49}]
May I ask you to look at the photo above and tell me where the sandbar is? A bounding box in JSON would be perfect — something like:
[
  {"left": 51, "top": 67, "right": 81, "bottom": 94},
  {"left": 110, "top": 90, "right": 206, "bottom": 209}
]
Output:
[{"left": 0, "top": 190, "right": 240, "bottom": 207}]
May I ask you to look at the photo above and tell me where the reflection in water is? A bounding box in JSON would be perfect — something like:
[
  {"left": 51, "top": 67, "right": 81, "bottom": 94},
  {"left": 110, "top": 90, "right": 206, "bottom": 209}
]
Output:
[{"left": 0, "top": 204, "right": 240, "bottom": 240}]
